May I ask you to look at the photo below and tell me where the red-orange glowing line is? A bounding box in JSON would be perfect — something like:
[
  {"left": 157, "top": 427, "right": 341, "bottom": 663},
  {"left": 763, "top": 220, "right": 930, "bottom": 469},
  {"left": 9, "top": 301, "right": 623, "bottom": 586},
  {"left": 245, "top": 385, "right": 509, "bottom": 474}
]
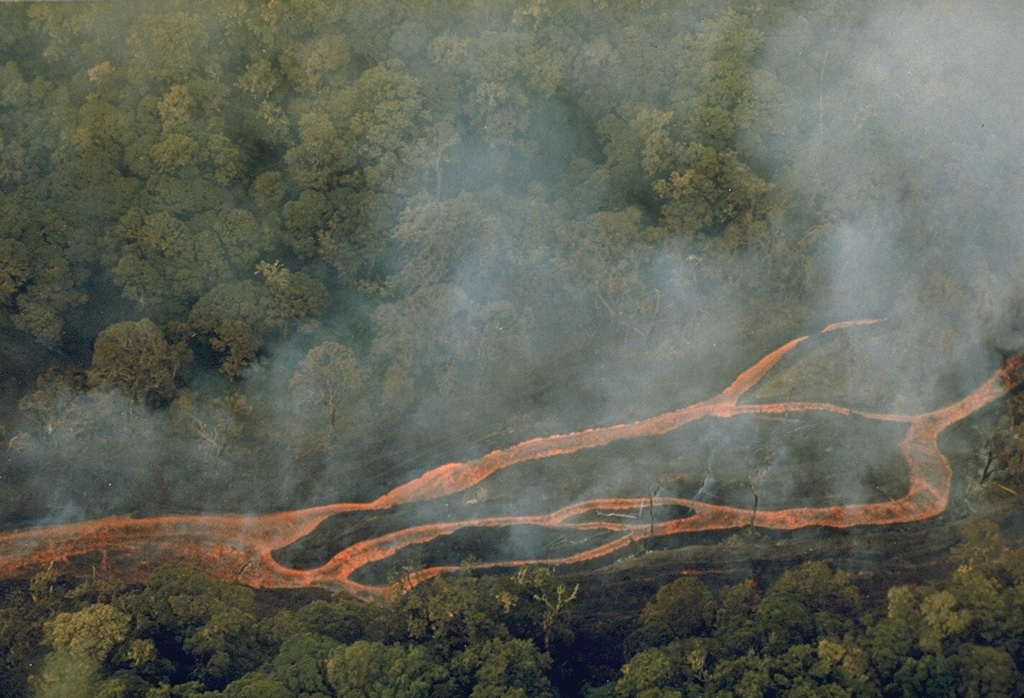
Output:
[
  {"left": 717, "top": 336, "right": 808, "bottom": 403},
  {"left": 730, "top": 401, "right": 914, "bottom": 422},
  {"left": 1, "top": 320, "right": 1020, "bottom": 595},
  {"left": 821, "top": 318, "right": 884, "bottom": 333},
  {"left": 370, "top": 336, "right": 811, "bottom": 510}
]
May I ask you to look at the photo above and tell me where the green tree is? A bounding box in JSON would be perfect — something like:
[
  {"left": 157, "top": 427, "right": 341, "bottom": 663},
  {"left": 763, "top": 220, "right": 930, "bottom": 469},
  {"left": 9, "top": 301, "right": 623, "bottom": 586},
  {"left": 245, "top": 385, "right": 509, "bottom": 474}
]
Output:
[
  {"left": 180, "top": 606, "right": 267, "bottom": 688},
  {"left": 999, "top": 573, "right": 1024, "bottom": 660},
  {"left": 250, "top": 171, "right": 286, "bottom": 213},
  {"left": 613, "top": 647, "right": 681, "bottom": 698},
  {"left": 754, "top": 592, "right": 816, "bottom": 655},
  {"left": 47, "top": 140, "right": 140, "bottom": 234},
  {"left": 386, "top": 192, "right": 502, "bottom": 297},
  {"left": 983, "top": 393, "right": 1024, "bottom": 484},
  {"left": 156, "top": 83, "right": 195, "bottom": 131},
  {"left": 108, "top": 201, "right": 273, "bottom": 321},
  {"left": 555, "top": 207, "right": 661, "bottom": 338},
  {"left": 626, "top": 577, "right": 716, "bottom": 652},
  {"left": 490, "top": 568, "right": 578, "bottom": 652},
  {"left": 715, "top": 580, "right": 761, "bottom": 656},
  {"left": 949, "top": 520, "right": 1003, "bottom": 573},
  {"left": 125, "top": 11, "right": 215, "bottom": 85},
  {"left": 281, "top": 32, "right": 352, "bottom": 97},
  {"left": 262, "top": 631, "right": 339, "bottom": 696},
  {"left": 205, "top": 208, "right": 267, "bottom": 275},
  {"left": 284, "top": 111, "right": 353, "bottom": 191},
  {"left": 144, "top": 680, "right": 206, "bottom": 698},
  {"left": 123, "top": 565, "right": 273, "bottom": 690},
  {"left": 325, "top": 641, "right": 450, "bottom": 698},
  {"left": 0, "top": 591, "right": 48, "bottom": 698},
  {"left": 595, "top": 107, "right": 678, "bottom": 208},
  {"left": 0, "top": 194, "right": 90, "bottom": 345},
  {"left": 289, "top": 341, "right": 366, "bottom": 432},
  {"left": 204, "top": 132, "right": 245, "bottom": 186},
  {"left": 709, "top": 641, "right": 861, "bottom": 698},
  {"left": 863, "top": 610, "right": 917, "bottom": 684},
  {"left": 285, "top": 57, "right": 425, "bottom": 194},
  {"left": 187, "top": 281, "right": 270, "bottom": 379},
  {"left": 44, "top": 603, "right": 130, "bottom": 664},
  {"left": 370, "top": 282, "right": 534, "bottom": 414},
  {"left": 29, "top": 651, "right": 102, "bottom": 698},
  {"left": 399, "top": 574, "right": 509, "bottom": 658},
  {"left": 945, "top": 565, "right": 1007, "bottom": 646},
  {"left": 280, "top": 188, "right": 332, "bottom": 260},
  {"left": 217, "top": 672, "right": 294, "bottom": 698},
  {"left": 107, "top": 208, "right": 210, "bottom": 318},
  {"left": 652, "top": 143, "right": 772, "bottom": 248},
  {"left": 918, "top": 590, "right": 970, "bottom": 654},
  {"left": 814, "top": 637, "right": 870, "bottom": 687},
  {"left": 453, "top": 637, "right": 554, "bottom": 698},
  {"left": 885, "top": 654, "right": 957, "bottom": 698},
  {"left": 291, "top": 598, "right": 371, "bottom": 644},
  {"left": 680, "top": 10, "right": 773, "bottom": 154},
  {"left": 336, "top": 59, "right": 425, "bottom": 169},
  {"left": 953, "top": 644, "right": 1021, "bottom": 698},
  {"left": 0, "top": 58, "right": 65, "bottom": 188},
  {"left": 8, "top": 249, "right": 87, "bottom": 346},
  {"left": 0, "top": 236, "right": 31, "bottom": 308},
  {"left": 150, "top": 133, "right": 199, "bottom": 174},
  {"left": 88, "top": 318, "right": 190, "bottom": 404},
  {"left": 254, "top": 260, "right": 328, "bottom": 333},
  {"left": 766, "top": 561, "right": 862, "bottom": 637}
]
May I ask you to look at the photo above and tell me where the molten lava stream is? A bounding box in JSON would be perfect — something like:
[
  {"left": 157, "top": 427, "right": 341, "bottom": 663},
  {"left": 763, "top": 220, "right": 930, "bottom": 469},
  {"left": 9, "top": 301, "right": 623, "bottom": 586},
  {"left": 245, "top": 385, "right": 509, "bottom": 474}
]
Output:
[{"left": 0, "top": 320, "right": 1021, "bottom": 595}]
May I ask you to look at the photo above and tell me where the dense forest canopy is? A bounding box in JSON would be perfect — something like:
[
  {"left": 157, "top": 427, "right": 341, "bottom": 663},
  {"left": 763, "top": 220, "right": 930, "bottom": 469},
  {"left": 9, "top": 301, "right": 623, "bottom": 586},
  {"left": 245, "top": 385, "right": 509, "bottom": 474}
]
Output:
[
  {"left": 2, "top": 527, "right": 1024, "bottom": 697},
  {"left": 2, "top": 0, "right": 1024, "bottom": 527},
  {"left": 3, "top": 0, "right": 1024, "bottom": 696}
]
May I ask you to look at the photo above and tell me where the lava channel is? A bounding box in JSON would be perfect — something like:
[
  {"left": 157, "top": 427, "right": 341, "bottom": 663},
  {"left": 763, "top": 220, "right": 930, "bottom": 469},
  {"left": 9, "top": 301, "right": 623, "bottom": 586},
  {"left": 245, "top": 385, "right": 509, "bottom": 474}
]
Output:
[{"left": 1, "top": 319, "right": 1021, "bottom": 597}]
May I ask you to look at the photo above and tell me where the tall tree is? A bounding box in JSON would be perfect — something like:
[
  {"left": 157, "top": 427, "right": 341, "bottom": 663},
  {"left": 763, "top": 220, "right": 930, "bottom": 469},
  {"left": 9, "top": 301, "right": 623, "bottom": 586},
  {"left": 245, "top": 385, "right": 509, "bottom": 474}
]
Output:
[
  {"left": 289, "top": 341, "right": 366, "bottom": 433},
  {"left": 88, "top": 318, "right": 190, "bottom": 404}
]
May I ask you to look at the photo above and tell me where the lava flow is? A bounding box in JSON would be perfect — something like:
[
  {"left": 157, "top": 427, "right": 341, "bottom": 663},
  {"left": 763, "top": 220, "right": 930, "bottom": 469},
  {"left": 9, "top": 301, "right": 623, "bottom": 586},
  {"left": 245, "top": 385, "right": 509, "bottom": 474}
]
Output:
[{"left": 1, "top": 319, "right": 1021, "bottom": 596}]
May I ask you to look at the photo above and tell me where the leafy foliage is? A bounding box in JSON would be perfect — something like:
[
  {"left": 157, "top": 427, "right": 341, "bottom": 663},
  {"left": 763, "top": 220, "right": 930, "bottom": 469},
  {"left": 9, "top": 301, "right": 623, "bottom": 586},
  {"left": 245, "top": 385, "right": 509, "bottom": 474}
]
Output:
[
  {"left": 0, "top": 1, "right": 1023, "bottom": 695},
  {"left": 0, "top": 0, "right": 1016, "bottom": 536},
  {"left": 0, "top": 545, "right": 1023, "bottom": 698}
]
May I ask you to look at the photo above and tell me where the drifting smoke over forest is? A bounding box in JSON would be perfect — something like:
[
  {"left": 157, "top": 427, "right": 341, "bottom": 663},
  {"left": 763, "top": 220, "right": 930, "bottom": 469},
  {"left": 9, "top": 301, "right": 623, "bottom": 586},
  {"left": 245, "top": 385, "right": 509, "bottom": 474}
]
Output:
[{"left": 0, "top": 0, "right": 1023, "bottom": 549}]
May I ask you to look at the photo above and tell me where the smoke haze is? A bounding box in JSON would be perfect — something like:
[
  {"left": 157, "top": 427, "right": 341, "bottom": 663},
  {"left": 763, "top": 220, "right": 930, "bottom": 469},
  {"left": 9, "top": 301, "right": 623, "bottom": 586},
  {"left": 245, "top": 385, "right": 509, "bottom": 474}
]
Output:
[{"left": 0, "top": 0, "right": 1022, "bottom": 578}]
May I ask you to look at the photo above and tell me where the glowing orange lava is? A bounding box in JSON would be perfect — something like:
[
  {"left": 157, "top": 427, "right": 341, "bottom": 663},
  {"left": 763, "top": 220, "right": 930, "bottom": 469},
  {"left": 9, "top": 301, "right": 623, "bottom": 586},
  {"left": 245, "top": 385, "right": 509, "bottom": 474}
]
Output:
[{"left": 1, "top": 320, "right": 1020, "bottom": 596}]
